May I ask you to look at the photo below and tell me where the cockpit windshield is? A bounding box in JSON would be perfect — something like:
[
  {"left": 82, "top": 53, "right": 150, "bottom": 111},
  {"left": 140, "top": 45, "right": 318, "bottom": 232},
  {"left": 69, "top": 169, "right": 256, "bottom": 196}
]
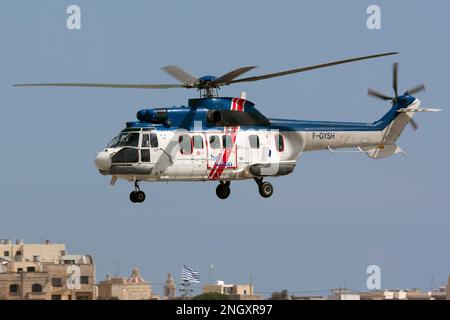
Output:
[{"left": 107, "top": 132, "right": 140, "bottom": 148}]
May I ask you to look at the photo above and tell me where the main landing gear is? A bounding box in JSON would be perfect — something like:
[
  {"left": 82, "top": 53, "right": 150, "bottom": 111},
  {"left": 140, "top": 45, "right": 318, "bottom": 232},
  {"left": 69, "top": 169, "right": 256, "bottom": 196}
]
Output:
[
  {"left": 215, "top": 179, "right": 274, "bottom": 199},
  {"left": 254, "top": 177, "right": 274, "bottom": 198},
  {"left": 130, "top": 181, "right": 146, "bottom": 203}
]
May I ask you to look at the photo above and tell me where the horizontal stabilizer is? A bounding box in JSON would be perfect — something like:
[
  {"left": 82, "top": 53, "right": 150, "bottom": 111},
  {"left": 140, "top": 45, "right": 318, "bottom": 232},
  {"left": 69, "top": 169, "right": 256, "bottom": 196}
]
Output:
[
  {"left": 359, "top": 144, "right": 406, "bottom": 159},
  {"left": 397, "top": 108, "right": 442, "bottom": 113}
]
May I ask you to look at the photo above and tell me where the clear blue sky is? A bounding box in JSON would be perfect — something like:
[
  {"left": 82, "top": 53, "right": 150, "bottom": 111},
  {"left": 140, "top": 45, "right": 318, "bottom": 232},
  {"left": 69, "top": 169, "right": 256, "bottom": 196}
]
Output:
[{"left": 1, "top": 0, "right": 449, "bottom": 296}]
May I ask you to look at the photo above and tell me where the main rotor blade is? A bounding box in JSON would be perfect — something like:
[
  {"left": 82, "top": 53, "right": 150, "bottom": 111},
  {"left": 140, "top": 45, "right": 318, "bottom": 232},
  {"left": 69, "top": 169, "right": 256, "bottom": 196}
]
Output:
[
  {"left": 212, "top": 66, "right": 257, "bottom": 86},
  {"left": 14, "top": 83, "right": 184, "bottom": 89},
  {"left": 161, "top": 65, "right": 199, "bottom": 86},
  {"left": 393, "top": 63, "right": 399, "bottom": 97},
  {"left": 229, "top": 52, "right": 399, "bottom": 84},
  {"left": 409, "top": 118, "right": 419, "bottom": 131},
  {"left": 407, "top": 83, "right": 426, "bottom": 96},
  {"left": 368, "top": 88, "right": 393, "bottom": 101}
]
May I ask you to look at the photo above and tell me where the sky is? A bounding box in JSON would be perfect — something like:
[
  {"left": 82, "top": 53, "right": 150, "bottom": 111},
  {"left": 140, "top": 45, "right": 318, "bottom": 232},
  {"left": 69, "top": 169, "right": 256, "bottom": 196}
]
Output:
[{"left": 0, "top": 0, "right": 449, "bottom": 296}]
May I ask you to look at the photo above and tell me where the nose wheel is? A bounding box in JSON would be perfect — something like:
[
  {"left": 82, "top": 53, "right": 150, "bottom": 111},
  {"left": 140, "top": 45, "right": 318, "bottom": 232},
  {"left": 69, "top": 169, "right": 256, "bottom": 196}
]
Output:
[
  {"left": 254, "top": 178, "right": 274, "bottom": 198},
  {"left": 130, "top": 181, "right": 146, "bottom": 203},
  {"left": 216, "top": 181, "right": 231, "bottom": 200}
]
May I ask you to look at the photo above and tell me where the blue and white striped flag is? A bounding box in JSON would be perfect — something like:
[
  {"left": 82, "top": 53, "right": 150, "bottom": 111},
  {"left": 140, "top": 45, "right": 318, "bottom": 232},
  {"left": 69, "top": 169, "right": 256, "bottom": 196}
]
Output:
[{"left": 182, "top": 265, "right": 200, "bottom": 283}]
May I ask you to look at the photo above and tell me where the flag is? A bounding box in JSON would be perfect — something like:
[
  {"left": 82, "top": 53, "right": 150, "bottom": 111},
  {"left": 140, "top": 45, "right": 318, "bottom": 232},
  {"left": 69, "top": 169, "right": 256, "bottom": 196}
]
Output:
[{"left": 182, "top": 265, "right": 200, "bottom": 283}]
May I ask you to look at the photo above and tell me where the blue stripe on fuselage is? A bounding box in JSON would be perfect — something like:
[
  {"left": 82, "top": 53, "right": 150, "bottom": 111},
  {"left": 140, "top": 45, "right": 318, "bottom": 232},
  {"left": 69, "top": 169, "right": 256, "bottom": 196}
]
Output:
[
  {"left": 269, "top": 106, "right": 398, "bottom": 132},
  {"left": 269, "top": 96, "right": 416, "bottom": 132},
  {"left": 126, "top": 96, "right": 415, "bottom": 133}
]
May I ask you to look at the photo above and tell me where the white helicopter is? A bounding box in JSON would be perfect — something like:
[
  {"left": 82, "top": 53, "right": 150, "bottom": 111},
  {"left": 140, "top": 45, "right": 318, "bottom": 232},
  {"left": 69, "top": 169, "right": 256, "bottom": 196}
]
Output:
[{"left": 15, "top": 52, "right": 440, "bottom": 203}]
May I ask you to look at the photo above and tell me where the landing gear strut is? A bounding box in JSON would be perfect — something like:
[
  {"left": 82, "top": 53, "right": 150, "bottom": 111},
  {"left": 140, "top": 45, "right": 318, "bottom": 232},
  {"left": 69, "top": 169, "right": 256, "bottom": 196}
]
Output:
[
  {"left": 216, "top": 181, "right": 231, "bottom": 200},
  {"left": 130, "top": 181, "right": 146, "bottom": 203},
  {"left": 254, "top": 178, "right": 274, "bottom": 198}
]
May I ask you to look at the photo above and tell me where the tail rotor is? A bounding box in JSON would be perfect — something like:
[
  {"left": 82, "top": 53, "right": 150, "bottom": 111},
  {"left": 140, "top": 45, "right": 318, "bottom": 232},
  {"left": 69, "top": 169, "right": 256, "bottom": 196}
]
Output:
[{"left": 368, "top": 63, "right": 426, "bottom": 130}]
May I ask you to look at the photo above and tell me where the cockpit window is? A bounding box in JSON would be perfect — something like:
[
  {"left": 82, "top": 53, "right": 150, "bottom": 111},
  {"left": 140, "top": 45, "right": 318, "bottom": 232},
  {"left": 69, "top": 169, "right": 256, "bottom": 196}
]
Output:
[
  {"left": 112, "top": 148, "right": 139, "bottom": 163},
  {"left": 150, "top": 133, "right": 158, "bottom": 148},
  {"left": 141, "top": 134, "right": 150, "bottom": 148},
  {"left": 108, "top": 132, "right": 140, "bottom": 148}
]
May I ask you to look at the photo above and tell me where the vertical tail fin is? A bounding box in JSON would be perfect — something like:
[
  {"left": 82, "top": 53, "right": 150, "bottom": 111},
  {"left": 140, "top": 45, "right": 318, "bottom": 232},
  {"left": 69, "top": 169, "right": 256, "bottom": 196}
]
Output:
[{"left": 382, "top": 98, "right": 421, "bottom": 143}]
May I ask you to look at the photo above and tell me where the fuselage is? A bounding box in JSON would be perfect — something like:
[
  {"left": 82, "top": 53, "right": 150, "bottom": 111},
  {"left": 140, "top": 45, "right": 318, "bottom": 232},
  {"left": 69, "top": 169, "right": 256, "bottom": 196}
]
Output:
[{"left": 95, "top": 95, "right": 418, "bottom": 183}]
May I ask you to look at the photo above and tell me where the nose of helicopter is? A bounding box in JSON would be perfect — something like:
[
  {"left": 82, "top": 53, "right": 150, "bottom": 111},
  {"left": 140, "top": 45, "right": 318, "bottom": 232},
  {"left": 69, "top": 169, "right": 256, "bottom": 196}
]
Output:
[{"left": 95, "top": 150, "right": 112, "bottom": 171}]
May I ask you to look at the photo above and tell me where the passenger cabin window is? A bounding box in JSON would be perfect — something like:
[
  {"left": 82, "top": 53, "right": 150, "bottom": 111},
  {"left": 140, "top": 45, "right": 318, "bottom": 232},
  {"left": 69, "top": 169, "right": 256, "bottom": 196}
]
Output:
[
  {"left": 275, "top": 134, "right": 285, "bottom": 152},
  {"left": 193, "top": 136, "right": 203, "bottom": 149},
  {"left": 209, "top": 135, "right": 221, "bottom": 149},
  {"left": 150, "top": 133, "right": 158, "bottom": 148},
  {"left": 179, "top": 135, "right": 192, "bottom": 155},
  {"left": 249, "top": 135, "right": 260, "bottom": 149},
  {"left": 222, "top": 135, "right": 233, "bottom": 149}
]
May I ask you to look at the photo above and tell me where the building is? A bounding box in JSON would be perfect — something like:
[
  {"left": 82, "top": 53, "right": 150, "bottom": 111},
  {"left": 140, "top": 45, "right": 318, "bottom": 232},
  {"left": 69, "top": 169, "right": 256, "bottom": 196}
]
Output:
[
  {"left": 202, "top": 280, "right": 263, "bottom": 300},
  {"left": 329, "top": 288, "right": 448, "bottom": 300},
  {"left": 97, "top": 267, "right": 152, "bottom": 300},
  {"left": 164, "top": 273, "right": 176, "bottom": 299},
  {"left": 0, "top": 239, "right": 95, "bottom": 300},
  {"left": 328, "top": 289, "right": 361, "bottom": 300},
  {"left": 448, "top": 276, "right": 450, "bottom": 300}
]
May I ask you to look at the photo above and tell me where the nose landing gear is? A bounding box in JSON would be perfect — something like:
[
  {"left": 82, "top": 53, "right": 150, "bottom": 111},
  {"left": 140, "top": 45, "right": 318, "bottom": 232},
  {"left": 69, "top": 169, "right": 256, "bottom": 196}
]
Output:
[
  {"left": 254, "top": 178, "right": 274, "bottom": 198},
  {"left": 216, "top": 181, "right": 231, "bottom": 200},
  {"left": 130, "top": 181, "right": 146, "bottom": 203}
]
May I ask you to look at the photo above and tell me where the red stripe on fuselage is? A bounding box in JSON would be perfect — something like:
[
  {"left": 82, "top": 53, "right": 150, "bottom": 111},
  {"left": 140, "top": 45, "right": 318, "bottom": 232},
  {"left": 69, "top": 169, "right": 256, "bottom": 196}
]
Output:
[{"left": 208, "top": 98, "right": 244, "bottom": 180}]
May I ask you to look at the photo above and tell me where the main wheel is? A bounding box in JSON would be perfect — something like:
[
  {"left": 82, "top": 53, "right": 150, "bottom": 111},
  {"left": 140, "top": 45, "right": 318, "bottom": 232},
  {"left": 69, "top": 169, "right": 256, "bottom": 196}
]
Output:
[
  {"left": 216, "top": 184, "right": 231, "bottom": 200},
  {"left": 129, "top": 191, "right": 137, "bottom": 203},
  {"left": 135, "top": 191, "right": 146, "bottom": 203},
  {"left": 259, "top": 182, "right": 274, "bottom": 198},
  {"left": 130, "top": 191, "right": 146, "bottom": 203}
]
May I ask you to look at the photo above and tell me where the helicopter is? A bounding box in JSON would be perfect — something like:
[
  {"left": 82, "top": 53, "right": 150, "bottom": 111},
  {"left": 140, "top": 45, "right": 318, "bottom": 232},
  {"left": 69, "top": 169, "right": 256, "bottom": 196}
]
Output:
[{"left": 15, "top": 52, "right": 441, "bottom": 203}]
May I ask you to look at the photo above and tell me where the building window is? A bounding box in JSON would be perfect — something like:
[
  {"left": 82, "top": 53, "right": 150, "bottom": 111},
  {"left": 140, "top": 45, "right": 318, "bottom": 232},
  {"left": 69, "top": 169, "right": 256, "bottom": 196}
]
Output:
[
  {"left": 15, "top": 251, "right": 22, "bottom": 256},
  {"left": 51, "top": 278, "right": 63, "bottom": 288},
  {"left": 3, "top": 251, "right": 9, "bottom": 257},
  {"left": 179, "top": 135, "right": 192, "bottom": 155},
  {"left": 51, "top": 295, "right": 62, "bottom": 300},
  {"left": 222, "top": 135, "right": 233, "bottom": 149},
  {"left": 31, "top": 284, "right": 42, "bottom": 293},
  {"left": 17, "top": 268, "right": 23, "bottom": 273},
  {"left": 275, "top": 134, "right": 285, "bottom": 152},
  {"left": 249, "top": 135, "right": 260, "bottom": 149},
  {"left": 150, "top": 133, "right": 159, "bottom": 148},
  {"left": 80, "top": 276, "right": 89, "bottom": 285},
  {"left": 27, "top": 267, "right": 35, "bottom": 272},
  {"left": 193, "top": 135, "right": 203, "bottom": 149},
  {"left": 209, "top": 135, "right": 221, "bottom": 149},
  {"left": 9, "top": 284, "right": 19, "bottom": 293}
]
